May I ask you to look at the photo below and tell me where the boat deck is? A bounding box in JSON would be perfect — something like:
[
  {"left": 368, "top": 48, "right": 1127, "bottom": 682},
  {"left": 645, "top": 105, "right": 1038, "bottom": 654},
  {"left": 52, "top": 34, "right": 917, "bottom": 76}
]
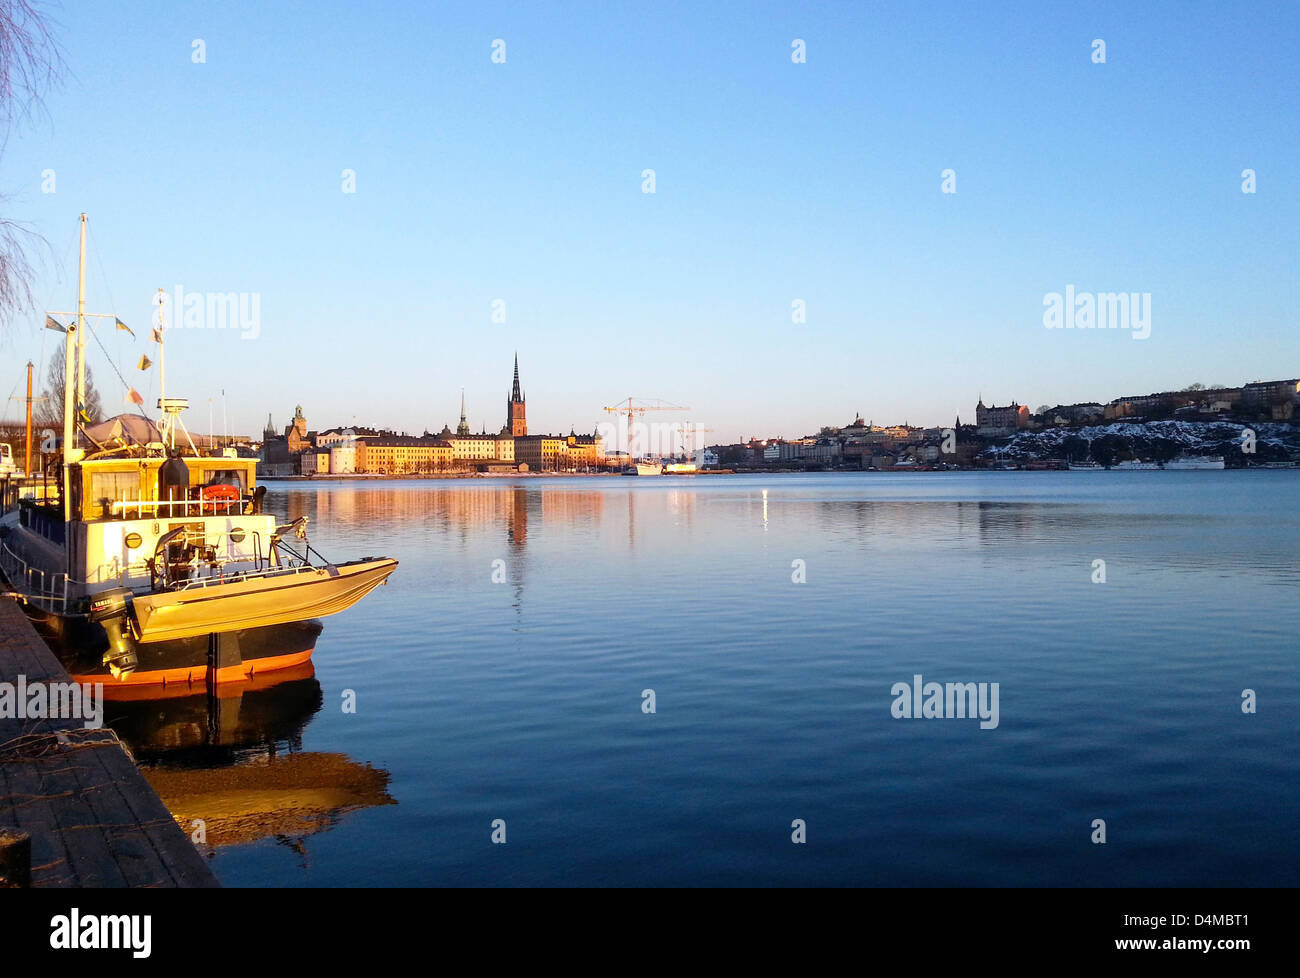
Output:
[{"left": 0, "top": 597, "right": 218, "bottom": 887}]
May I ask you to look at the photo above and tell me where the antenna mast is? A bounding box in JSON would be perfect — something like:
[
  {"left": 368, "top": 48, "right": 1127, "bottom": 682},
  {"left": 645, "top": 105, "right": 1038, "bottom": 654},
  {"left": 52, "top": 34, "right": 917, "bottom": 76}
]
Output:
[{"left": 76, "top": 214, "right": 86, "bottom": 422}]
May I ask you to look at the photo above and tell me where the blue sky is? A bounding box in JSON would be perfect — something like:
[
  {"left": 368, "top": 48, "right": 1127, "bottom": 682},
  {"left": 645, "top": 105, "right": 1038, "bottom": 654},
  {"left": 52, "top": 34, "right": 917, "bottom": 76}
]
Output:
[{"left": 2, "top": 0, "right": 1297, "bottom": 443}]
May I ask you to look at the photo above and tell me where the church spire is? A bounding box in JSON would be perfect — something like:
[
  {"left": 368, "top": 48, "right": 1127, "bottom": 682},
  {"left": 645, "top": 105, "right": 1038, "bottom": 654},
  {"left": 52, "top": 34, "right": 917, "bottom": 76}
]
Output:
[
  {"left": 505, "top": 353, "right": 528, "bottom": 436},
  {"left": 457, "top": 389, "right": 470, "bottom": 435}
]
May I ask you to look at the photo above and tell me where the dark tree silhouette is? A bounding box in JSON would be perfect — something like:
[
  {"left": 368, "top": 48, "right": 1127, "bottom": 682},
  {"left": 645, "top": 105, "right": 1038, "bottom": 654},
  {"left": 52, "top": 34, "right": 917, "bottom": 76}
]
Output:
[{"left": 38, "top": 344, "right": 101, "bottom": 426}]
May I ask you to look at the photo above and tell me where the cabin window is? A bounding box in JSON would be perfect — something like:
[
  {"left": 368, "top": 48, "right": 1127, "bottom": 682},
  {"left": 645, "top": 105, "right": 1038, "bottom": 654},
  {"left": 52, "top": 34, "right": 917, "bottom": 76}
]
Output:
[
  {"left": 204, "top": 469, "right": 246, "bottom": 491},
  {"left": 89, "top": 471, "right": 140, "bottom": 517}
]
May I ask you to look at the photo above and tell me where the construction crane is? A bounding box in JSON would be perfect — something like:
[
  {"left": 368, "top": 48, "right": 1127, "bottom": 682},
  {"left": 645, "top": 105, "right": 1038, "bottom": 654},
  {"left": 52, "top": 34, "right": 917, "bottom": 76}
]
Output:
[
  {"left": 678, "top": 421, "right": 713, "bottom": 460},
  {"left": 603, "top": 398, "right": 690, "bottom": 458}
]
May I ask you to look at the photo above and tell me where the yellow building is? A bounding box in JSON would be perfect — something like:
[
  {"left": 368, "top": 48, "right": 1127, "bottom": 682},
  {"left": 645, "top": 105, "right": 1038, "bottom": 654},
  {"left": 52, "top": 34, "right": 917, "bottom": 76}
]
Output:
[
  {"left": 299, "top": 449, "right": 331, "bottom": 475},
  {"left": 513, "top": 435, "right": 566, "bottom": 472},
  {"left": 355, "top": 437, "right": 453, "bottom": 474},
  {"left": 563, "top": 431, "right": 604, "bottom": 470},
  {"left": 435, "top": 428, "right": 515, "bottom": 465}
]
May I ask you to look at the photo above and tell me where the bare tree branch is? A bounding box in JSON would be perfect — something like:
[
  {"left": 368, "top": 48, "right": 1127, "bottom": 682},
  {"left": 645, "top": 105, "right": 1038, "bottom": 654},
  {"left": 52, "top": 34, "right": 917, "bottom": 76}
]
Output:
[
  {"left": 0, "top": 0, "right": 62, "bottom": 139},
  {"left": 0, "top": 0, "right": 64, "bottom": 330}
]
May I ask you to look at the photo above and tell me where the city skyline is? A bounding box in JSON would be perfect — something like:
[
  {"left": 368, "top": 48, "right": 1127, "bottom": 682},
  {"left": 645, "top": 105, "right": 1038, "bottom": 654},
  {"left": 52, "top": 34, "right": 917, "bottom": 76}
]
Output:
[{"left": 2, "top": 1, "right": 1297, "bottom": 443}]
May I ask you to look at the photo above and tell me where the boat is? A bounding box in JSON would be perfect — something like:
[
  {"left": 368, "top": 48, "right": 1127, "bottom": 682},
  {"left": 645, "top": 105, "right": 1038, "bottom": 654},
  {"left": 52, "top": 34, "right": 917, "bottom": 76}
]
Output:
[
  {"left": 1111, "top": 460, "right": 1161, "bottom": 470},
  {"left": 622, "top": 461, "right": 663, "bottom": 476},
  {"left": 0, "top": 443, "right": 19, "bottom": 478},
  {"left": 1163, "top": 455, "right": 1225, "bottom": 470},
  {"left": 1068, "top": 461, "right": 1103, "bottom": 470},
  {"left": 0, "top": 214, "right": 397, "bottom": 685},
  {"left": 662, "top": 461, "right": 698, "bottom": 474}
]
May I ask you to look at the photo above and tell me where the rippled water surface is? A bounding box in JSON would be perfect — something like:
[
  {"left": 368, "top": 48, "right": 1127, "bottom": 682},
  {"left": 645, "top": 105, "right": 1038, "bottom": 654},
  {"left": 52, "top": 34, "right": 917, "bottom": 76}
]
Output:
[{"left": 111, "top": 472, "right": 1300, "bottom": 886}]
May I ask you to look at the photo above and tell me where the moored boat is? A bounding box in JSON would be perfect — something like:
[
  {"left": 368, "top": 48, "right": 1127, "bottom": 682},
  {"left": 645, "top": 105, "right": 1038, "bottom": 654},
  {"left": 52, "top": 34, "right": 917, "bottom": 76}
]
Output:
[
  {"left": 622, "top": 461, "right": 663, "bottom": 476},
  {"left": 0, "top": 215, "right": 397, "bottom": 685},
  {"left": 1163, "top": 455, "right": 1225, "bottom": 470}
]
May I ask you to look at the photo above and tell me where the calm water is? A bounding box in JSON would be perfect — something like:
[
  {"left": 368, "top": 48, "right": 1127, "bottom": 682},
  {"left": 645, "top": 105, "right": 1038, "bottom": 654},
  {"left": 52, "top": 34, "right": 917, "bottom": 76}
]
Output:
[{"left": 109, "top": 472, "right": 1300, "bottom": 886}]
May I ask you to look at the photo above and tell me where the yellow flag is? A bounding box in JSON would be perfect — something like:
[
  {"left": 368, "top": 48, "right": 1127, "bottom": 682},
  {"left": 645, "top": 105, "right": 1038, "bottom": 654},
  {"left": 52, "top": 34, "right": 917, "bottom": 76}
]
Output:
[{"left": 137, "top": 354, "right": 152, "bottom": 371}]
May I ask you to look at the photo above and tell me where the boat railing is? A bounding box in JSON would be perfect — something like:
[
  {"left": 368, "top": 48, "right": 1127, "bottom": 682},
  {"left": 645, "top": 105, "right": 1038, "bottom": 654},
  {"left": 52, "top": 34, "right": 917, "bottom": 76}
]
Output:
[
  {"left": 147, "top": 526, "right": 279, "bottom": 589},
  {"left": 0, "top": 478, "right": 19, "bottom": 517},
  {"left": 2, "top": 526, "right": 306, "bottom": 605},
  {"left": 109, "top": 495, "right": 247, "bottom": 519},
  {"left": 168, "top": 561, "right": 320, "bottom": 592},
  {"left": 0, "top": 538, "right": 74, "bottom": 612}
]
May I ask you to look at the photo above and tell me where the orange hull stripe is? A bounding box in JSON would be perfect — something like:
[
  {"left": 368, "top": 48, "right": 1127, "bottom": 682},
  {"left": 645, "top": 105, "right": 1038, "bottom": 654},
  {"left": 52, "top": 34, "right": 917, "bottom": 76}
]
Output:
[{"left": 71, "top": 648, "right": 315, "bottom": 690}]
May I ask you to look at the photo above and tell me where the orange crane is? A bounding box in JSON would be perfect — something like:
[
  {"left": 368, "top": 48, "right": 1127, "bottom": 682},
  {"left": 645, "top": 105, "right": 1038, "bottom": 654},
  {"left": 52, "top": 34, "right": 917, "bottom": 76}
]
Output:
[{"left": 603, "top": 398, "right": 690, "bottom": 459}]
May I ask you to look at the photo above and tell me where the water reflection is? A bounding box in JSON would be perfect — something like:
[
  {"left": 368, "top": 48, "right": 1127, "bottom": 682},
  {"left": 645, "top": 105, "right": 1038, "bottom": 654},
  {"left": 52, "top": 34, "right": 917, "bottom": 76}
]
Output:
[
  {"left": 271, "top": 480, "right": 1300, "bottom": 592},
  {"left": 101, "top": 622, "right": 395, "bottom": 856}
]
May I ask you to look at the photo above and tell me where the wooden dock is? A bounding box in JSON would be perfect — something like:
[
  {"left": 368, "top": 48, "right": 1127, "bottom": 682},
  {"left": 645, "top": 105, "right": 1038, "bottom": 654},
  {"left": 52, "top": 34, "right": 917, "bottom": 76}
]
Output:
[{"left": 0, "top": 597, "right": 218, "bottom": 887}]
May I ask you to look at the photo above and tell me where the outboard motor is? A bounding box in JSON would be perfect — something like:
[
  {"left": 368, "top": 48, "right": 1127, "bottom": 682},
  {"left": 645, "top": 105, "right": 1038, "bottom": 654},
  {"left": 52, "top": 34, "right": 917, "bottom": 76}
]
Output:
[
  {"left": 87, "top": 587, "right": 139, "bottom": 678},
  {"left": 158, "top": 451, "right": 190, "bottom": 515}
]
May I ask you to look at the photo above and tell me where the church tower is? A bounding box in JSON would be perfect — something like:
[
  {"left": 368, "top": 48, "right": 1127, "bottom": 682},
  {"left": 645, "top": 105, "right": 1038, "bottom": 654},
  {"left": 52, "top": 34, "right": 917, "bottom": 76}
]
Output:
[
  {"left": 457, "top": 389, "right": 470, "bottom": 436},
  {"left": 505, "top": 353, "right": 527, "bottom": 436}
]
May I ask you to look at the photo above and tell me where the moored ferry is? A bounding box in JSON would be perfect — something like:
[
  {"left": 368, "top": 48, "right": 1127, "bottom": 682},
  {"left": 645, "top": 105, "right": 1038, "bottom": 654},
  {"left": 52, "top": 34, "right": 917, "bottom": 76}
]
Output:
[
  {"left": 1, "top": 425, "right": 397, "bottom": 685},
  {"left": 1163, "top": 455, "right": 1225, "bottom": 470},
  {"left": 622, "top": 461, "right": 664, "bottom": 476},
  {"left": 0, "top": 214, "right": 397, "bottom": 685}
]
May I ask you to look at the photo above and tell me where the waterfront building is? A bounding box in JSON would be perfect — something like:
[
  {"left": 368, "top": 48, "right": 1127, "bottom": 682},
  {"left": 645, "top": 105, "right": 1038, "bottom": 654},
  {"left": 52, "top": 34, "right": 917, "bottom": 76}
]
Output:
[
  {"left": 316, "top": 426, "right": 386, "bottom": 447},
  {"left": 259, "top": 413, "right": 293, "bottom": 477},
  {"left": 300, "top": 448, "right": 331, "bottom": 475},
  {"left": 434, "top": 427, "right": 516, "bottom": 465},
  {"left": 563, "top": 430, "right": 604, "bottom": 469},
  {"left": 1242, "top": 379, "right": 1300, "bottom": 419},
  {"left": 329, "top": 442, "right": 357, "bottom": 474},
  {"left": 432, "top": 389, "right": 517, "bottom": 468},
  {"left": 975, "top": 398, "right": 1029, "bottom": 436},
  {"left": 285, "top": 405, "right": 309, "bottom": 454},
  {"left": 514, "top": 434, "right": 566, "bottom": 471},
  {"left": 506, "top": 353, "right": 527, "bottom": 437},
  {"left": 355, "top": 436, "right": 454, "bottom": 474},
  {"left": 1042, "top": 403, "right": 1105, "bottom": 425},
  {"left": 841, "top": 415, "right": 870, "bottom": 438}
]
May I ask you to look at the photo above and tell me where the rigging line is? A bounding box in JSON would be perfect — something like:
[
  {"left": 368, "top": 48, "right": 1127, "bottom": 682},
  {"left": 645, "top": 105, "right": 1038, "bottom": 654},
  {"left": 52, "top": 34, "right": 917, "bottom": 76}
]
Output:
[
  {"left": 87, "top": 315, "right": 149, "bottom": 421},
  {"left": 27, "top": 222, "right": 81, "bottom": 427},
  {"left": 2, "top": 380, "right": 18, "bottom": 420},
  {"left": 83, "top": 223, "right": 150, "bottom": 423},
  {"left": 31, "top": 221, "right": 79, "bottom": 371},
  {"left": 32, "top": 221, "right": 80, "bottom": 384}
]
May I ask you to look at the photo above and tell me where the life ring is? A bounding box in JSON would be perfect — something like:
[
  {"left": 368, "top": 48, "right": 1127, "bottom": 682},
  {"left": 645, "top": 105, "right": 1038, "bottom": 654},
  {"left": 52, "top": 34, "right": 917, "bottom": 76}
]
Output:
[{"left": 200, "top": 483, "right": 241, "bottom": 511}]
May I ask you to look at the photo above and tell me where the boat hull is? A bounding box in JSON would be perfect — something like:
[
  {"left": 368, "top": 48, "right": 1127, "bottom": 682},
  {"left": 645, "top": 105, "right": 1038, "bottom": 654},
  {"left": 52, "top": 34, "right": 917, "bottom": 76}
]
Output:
[{"left": 130, "top": 557, "right": 398, "bottom": 644}]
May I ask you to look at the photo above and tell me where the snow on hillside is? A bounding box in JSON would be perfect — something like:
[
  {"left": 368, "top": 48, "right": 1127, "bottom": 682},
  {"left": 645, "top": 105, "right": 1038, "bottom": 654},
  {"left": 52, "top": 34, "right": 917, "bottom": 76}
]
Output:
[{"left": 982, "top": 420, "right": 1299, "bottom": 461}]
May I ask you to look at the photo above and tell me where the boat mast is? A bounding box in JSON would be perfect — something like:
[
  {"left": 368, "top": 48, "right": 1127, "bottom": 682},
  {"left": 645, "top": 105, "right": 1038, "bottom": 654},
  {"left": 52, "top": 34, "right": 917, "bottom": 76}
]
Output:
[
  {"left": 76, "top": 213, "right": 87, "bottom": 421},
  {"left": 24, "top": 360, "right": 32, "bottom": 477},
  {"left": 155, "top": 287, "right": 169, "bottom": 449},
  {"left": 61, "top": 216, "right": 84, "bottom": 526}
]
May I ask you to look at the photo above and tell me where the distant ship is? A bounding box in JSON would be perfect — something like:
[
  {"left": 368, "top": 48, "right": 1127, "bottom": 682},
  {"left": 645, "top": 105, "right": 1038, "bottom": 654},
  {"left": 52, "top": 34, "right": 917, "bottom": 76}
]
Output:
[
  {"left": 1111, "top": 460, "right": 1161, "bottom": 470},
  {"left": 1068, "top": 462, "right": 1103, "bottom": 470},
  {"left": 662, "top": 462, "right": 698, "bottom": 474},
  {"left": 1163, "top": 455, "right": 1225, "bottom": 470},
  {"left": 623, "top": 461, "right": 664, "bottom": 476}
]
